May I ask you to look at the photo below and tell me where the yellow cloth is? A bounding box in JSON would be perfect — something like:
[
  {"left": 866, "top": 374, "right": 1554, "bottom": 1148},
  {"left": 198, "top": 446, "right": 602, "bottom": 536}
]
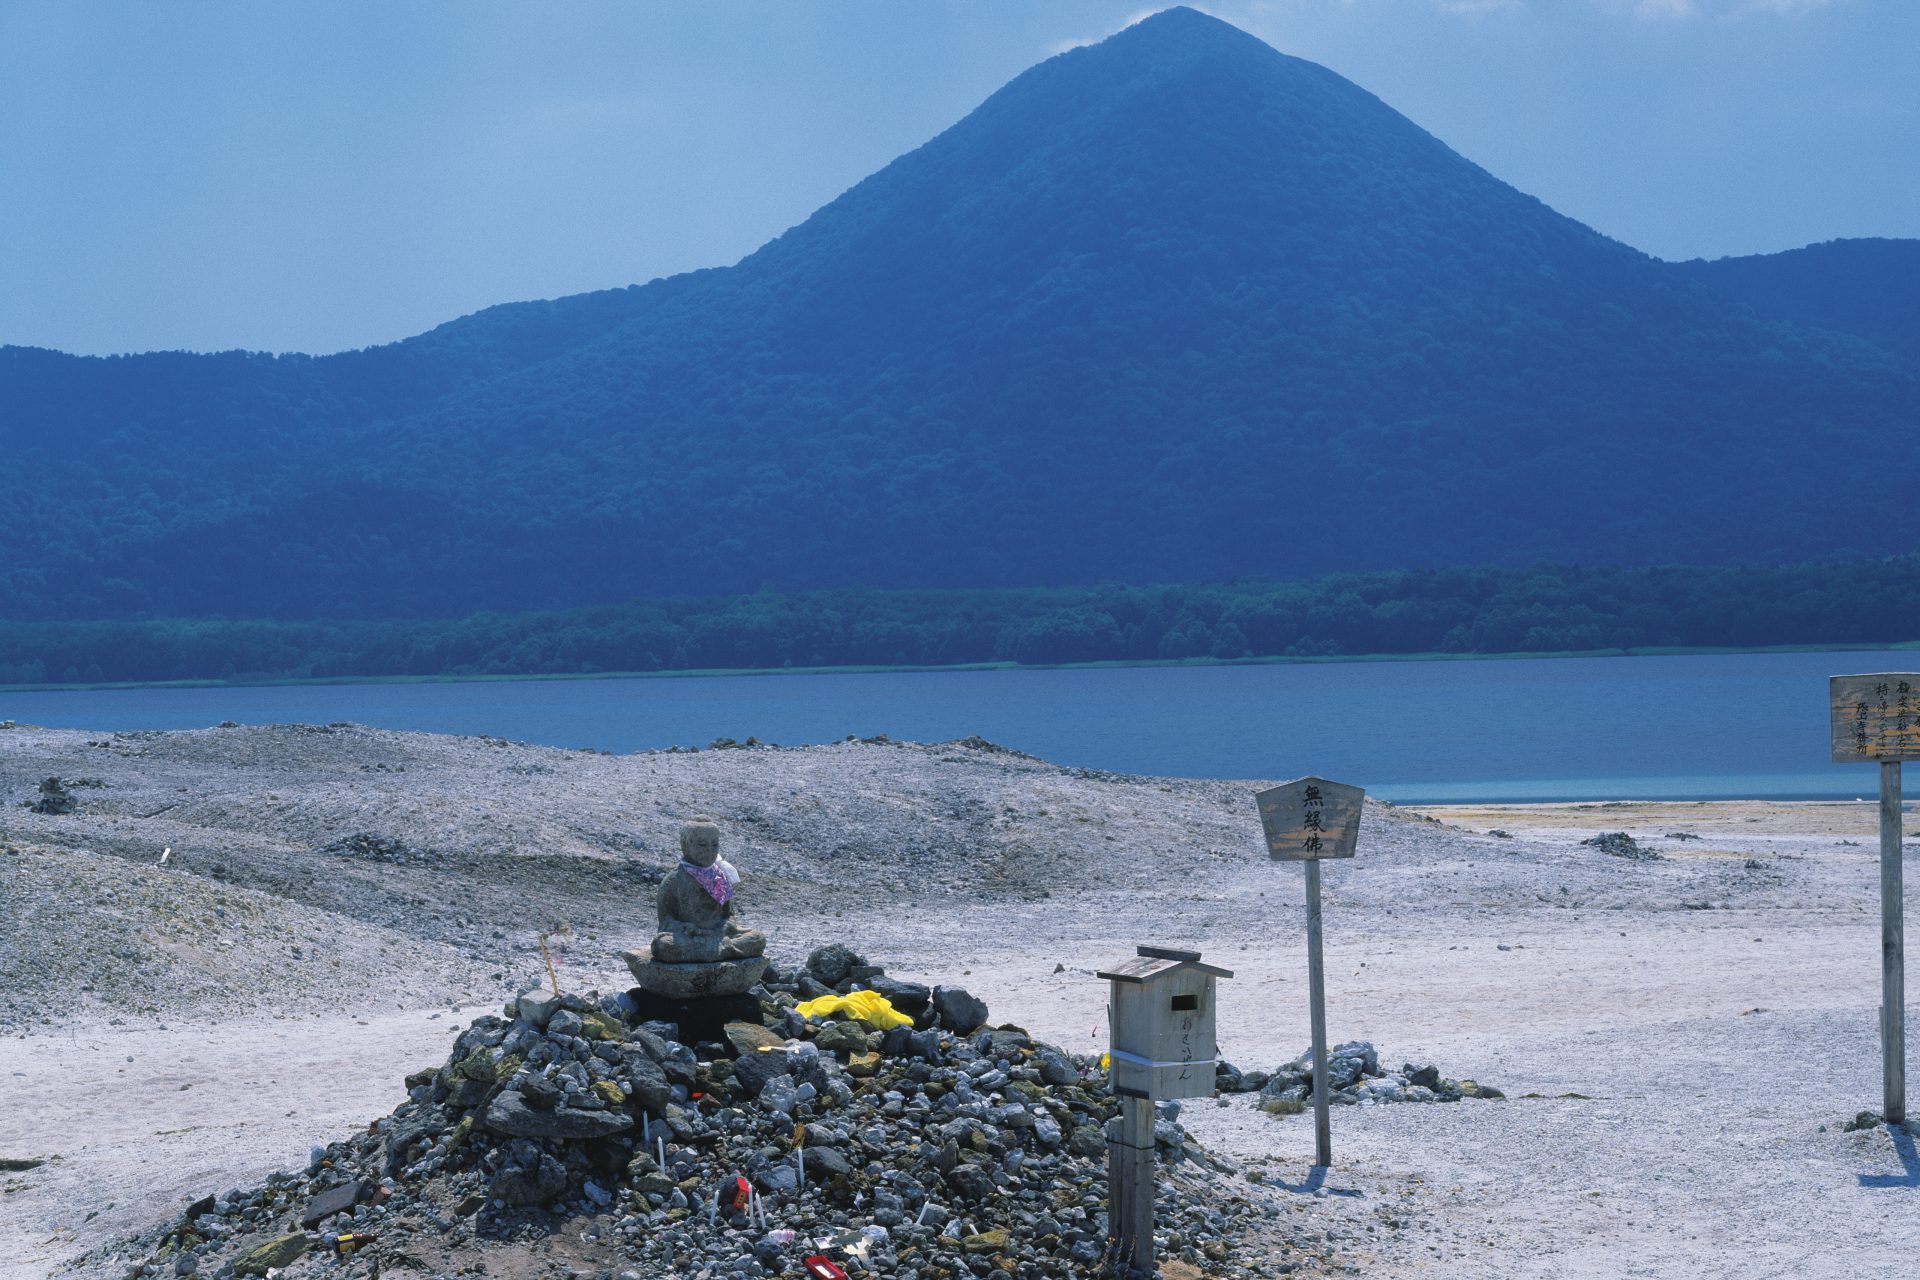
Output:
[{"left": 796, "top": 990, "right": 914, "bottom": 1030}]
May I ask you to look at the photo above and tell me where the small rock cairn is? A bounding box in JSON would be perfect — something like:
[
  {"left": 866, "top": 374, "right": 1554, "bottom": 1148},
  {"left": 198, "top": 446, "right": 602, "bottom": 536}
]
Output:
[
  {"left": 30, "top": 776, "right": 76, "bottom": 815},
  {"left": 1220, "top": 1040, "right": 1505, "bottom": 1111},
  {"left": 1581, "top": 831, "right": 1659, "bottom": 861}
]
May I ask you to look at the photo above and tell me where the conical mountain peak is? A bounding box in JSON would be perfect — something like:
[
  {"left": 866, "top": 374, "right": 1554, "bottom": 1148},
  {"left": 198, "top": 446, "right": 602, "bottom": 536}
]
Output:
[
  {"left": 1072, "top": 5, "right": 1297, "bottom": 64},
  {"left": 719, "top": 1, "right": 1632, "bottom": 359}
]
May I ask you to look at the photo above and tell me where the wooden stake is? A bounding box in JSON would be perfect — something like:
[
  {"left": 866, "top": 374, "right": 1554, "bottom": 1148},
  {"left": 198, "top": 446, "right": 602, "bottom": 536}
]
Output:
[
  {"left": 1883, "top": 759, "right": 1905, "bottom": 1126},
  {"left": 1105, "top": 1092, "right": 1156, "bottom": 1274},
  {"left": 1305, "top": 858, "right": 1332, "bottom": 1167}
]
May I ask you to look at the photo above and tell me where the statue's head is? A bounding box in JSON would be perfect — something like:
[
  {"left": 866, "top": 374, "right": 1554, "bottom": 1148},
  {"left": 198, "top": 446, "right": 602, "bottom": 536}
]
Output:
[{"left": 679, "top": 818, "right": 721, "bottom": 867}]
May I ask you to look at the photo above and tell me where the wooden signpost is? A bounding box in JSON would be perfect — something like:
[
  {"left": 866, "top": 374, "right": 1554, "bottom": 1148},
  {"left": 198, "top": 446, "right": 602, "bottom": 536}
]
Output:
[
  {"left": 1255, "top": 775, "right": 1364, "bottom": 1167},
  {"left": 1831, "top": 674, "right": 1920, "bottom": 1125}
]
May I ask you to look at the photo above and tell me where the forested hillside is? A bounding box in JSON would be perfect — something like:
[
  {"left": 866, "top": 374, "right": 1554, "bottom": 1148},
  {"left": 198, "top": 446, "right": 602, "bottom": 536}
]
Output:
[
  {"left": 2, "top": 7, "right": 1914, "bottom": 621},
  {"left": 3, "top": 558, "right": 1916, "bottom": 686},
  {"left": 1677, "top": 238, "right": 1920, "bottom": 365}
]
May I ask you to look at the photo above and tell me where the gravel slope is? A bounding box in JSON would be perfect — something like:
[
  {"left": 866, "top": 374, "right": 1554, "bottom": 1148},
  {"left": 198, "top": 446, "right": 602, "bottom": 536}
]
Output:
[{"left": 3, "top": 723, "right": 1917, "bottom": 1277}]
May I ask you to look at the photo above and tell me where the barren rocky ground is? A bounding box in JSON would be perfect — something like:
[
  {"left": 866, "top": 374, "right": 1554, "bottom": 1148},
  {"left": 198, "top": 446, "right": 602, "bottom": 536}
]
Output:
[{"left": 3, "top": 721, "right": 1918, "bottom": 1278}]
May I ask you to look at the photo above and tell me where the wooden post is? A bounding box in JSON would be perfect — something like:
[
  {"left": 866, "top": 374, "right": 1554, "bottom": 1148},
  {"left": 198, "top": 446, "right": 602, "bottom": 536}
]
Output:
[
  {"left": 1255, "top": 775, "right": 1363, "bottom": 1170},
  {"left": 1830, "top": 675, "right": 1918, "bottom": 1125},
  {"left": 1106, "top": 1109, "right": 1126, "bottom": 1263},
  {"left": 1305, "top": 858, "right": 1332, "bottom": 1167},
  {"left": 1105, "top": 1094, "right": 1156, "bottom": 1274},
  {"left": 1883, "top": 759, "right": 1905, "bottom": 1126}
]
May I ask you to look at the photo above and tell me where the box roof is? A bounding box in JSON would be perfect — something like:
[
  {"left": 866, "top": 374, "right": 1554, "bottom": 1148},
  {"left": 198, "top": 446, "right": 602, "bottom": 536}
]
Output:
[{"left": 1097, "top": 944, "right": 1233, "bottom": 983}]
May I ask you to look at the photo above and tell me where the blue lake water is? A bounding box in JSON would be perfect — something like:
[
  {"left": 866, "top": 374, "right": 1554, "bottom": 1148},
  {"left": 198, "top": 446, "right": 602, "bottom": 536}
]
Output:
[{"left": 2, "top": 650, "right": 1911, "bottom": 803}]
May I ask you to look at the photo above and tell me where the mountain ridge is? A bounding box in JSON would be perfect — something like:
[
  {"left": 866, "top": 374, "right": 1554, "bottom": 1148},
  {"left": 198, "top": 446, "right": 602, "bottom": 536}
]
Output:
[
  {"left": 1674, "top": 237, "right": 1920, "bottom": 365},
  {"left": 3, "top": 7, "right": 1914, "bottom": 619}
]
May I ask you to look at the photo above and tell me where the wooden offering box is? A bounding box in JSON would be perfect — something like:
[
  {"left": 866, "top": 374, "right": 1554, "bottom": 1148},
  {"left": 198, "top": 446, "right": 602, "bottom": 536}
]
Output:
[{"left": 1099, "top": 946, "right": 1233, "bottom": 1101}]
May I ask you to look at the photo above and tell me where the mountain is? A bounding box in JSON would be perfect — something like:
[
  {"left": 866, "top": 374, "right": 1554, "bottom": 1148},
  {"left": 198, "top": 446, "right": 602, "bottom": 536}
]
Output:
[
  {"left": 3, "top": 7, "right": 1915, "bottom": 620},
  {"left": 1675, "top": 238, "right": 1920, "bottom": 366}
]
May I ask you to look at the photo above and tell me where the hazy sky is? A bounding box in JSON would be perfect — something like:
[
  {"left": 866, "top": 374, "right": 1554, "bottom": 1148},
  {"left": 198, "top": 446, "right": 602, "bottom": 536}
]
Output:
[{"left": 4, "top": 1, "right": 1914, "bottom": 356}]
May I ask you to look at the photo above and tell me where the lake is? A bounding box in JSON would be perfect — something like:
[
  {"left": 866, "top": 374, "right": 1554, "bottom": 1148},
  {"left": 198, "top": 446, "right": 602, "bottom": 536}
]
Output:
[{"left": 1, "top": 650, "right": 1907, "bottom": 803}]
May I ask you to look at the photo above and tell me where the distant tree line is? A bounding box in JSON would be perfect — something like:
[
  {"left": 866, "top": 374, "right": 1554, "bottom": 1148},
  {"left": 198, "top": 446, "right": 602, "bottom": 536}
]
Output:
[{"left": 2, "top": 557, "right": 1917, "bottom": 687}]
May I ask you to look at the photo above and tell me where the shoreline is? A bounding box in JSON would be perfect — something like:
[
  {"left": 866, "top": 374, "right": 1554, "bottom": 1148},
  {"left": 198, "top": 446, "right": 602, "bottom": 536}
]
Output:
[
  {"left": 0, "top": 718, "right": 1893, "bottom": 806},
  {"left": 3, "top": 635, "right": 1915, "bottom": 696}
]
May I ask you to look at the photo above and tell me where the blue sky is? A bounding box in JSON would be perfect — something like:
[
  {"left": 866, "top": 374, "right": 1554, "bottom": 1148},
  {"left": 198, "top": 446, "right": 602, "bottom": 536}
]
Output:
[{"left": 3, "top": 0, "right": 1914, "bottom": 356}]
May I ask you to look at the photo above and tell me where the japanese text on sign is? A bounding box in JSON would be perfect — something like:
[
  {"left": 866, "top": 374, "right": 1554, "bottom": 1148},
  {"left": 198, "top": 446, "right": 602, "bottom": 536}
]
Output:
[
  {"left": 1255, "top": 776, "right": 1364, "bottom": 861},
  {"left": 1831, "top": 674, "right": 1920, "bottom": 763}
]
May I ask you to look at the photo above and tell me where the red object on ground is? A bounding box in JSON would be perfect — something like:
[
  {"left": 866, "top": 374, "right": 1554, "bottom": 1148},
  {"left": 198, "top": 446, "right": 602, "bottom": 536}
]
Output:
[
  {"left": 801, "top": 1258, "right": 848, "bottom": 1280},
  {"left": 729, "top": 1176, "right": 753, "bottom": 1211}
]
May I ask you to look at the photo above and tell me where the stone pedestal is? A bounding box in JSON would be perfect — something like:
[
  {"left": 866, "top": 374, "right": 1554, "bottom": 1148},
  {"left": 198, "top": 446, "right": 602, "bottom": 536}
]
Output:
[
  {"left": 623, "top": 950, "right": 769, "bottom": 1049},
  {"left": 623, "top": 950, "right": 767, "bottom": 999},
  {"left": 626, "top": 987, "right": 764, "bottom": 1049}
]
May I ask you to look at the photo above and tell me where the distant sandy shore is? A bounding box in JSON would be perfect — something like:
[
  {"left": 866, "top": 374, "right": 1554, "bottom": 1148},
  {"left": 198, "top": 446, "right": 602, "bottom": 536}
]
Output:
[
  {"left": 1414, "top": 797, "right": 1905, "bottom": 839},
  {"left": 3, "top": 725, "right": 1917, "bottom": 1277}
]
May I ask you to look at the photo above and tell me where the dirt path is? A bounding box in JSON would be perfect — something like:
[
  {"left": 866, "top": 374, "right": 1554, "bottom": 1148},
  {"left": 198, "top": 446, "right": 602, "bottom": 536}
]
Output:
[{"left": 0, "top": 1008, "right": 490, "bottom": 1279}]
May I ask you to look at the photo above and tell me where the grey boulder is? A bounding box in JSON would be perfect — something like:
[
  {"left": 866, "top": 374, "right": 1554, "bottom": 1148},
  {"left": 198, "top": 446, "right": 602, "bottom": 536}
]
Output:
[
  {"left": 618, "top": 1051, "right": 673, "bottom": 1111},
  {"left": 1033, "top": 1047, "right": 1079, "bottom": 1087},
  {"left": 515, "top": 988, "right": 562, "bottom": 1028},
  {"left": 489, "top": 1139, "right": 568, "bottom": 1205},
  {"left": 806, "top": 944, "right": 866, "bottom": 988},
  {"left": 299, "top": 1180, "right": 363, "bottom": 1228},
  {"left": 932, "top": 985, "right": 989, "bottom": 1034},
  {"left": 945, "top": 1163, "right": 997, "bottom": 1201},
  {"left": 483, "top": 1089, "right": 633, "bottom": 1140},
  {"left": 862, "top": 975, "right": 931, "bottom": 1013},
  {"left": 806, "top": 1146, "right": 854, "bottom": 1181},
  {"left": 731, "top": 1048, "right": 793, "bottom": 1098}
]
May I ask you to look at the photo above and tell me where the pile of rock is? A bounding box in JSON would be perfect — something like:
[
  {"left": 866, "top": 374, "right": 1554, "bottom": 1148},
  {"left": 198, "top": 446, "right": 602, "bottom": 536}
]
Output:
[
  {"left": 321, "top": 832, "right": 418, "bottom": 864},
  {"left": 1219, "top": 1041, "right": 1505, "bottom": 1111},
  {"left": 29, "top": 776, "right": 76, "bottom": 814},
  {"left": 1582, "top": 831, "right": 1658, "bottom": 861},
  {"left": 94, "top": 946, "right": 1301, "bottom": 1280}
]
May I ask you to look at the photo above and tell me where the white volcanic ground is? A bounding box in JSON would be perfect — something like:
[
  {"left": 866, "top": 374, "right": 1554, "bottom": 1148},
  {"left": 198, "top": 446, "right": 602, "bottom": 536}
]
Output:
[{"left": 2, "top": 722, "right": 1917, "bottom": 1278}]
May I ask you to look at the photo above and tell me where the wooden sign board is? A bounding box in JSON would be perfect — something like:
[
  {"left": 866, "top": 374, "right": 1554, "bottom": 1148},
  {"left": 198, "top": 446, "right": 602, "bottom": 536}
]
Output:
[
  {"left": 1831, "top": 674, "right": 1920, "bottom": 762},
  {"left": 1255, "top": 776, "right": 1364, "bottom": 861}
]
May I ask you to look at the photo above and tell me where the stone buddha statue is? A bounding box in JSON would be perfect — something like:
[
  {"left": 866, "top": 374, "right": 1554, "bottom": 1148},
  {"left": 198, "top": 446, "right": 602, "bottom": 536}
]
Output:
[{"left": 651, "top": 819, "right": 766, "bottom": 964}]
